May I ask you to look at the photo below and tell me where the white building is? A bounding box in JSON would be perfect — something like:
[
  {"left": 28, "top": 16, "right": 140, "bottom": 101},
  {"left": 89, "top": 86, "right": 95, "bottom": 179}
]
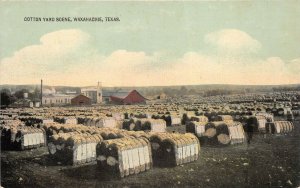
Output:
[
  {"left": 81, "top": 82, "right": 102, "bottom": 104},
  {"left": 42, "top": 94, "right": 75, "bottom": 106}
]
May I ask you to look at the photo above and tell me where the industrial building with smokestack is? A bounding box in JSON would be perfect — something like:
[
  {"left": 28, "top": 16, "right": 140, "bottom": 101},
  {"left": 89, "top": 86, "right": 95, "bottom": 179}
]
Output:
[
  {"left": 39, "top": 80, "right": 146, "bottom": 106},
  {"left": 41, "top": 81, "right": 103, "bottom": 106}
]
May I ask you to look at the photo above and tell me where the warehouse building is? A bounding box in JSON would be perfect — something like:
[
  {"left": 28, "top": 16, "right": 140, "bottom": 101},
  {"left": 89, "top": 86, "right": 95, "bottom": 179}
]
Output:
[
  {"left": 71, "top": 94, "right": 91, "bottom": 106},
  {"left": 42, "top": 94, "right": 75, "bottom": 106},
  {"left": 103, "top": 90, "right": 147, "bottom": 105}
]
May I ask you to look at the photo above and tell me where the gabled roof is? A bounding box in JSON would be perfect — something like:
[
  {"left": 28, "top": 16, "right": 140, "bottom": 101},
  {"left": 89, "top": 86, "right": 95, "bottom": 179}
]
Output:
[
  {"left": 72, "top": 94, "right": 91, "bottom": 100},
  {"left": 102, "top": 90, "right": 131, "bottom": 98},
  {"left": 126, "top": 90, "right": 147, "bottom": 100},
  {"left": 108, "top": 90, "right": 147, "bottom": 104}
]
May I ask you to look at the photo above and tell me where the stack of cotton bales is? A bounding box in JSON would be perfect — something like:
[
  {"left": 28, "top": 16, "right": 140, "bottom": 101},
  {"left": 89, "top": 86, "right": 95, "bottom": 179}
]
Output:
[
  {"left": 149, "top": 133, "right": 200, "bottom": 166},
  {"left": 125, "top": 119, "right": 167, "bottom": 133},
  {"left": 266, "top": 121, "right": 294, "bottom": 134},
  {"left": 78, "top": 116, "right": 120, "bottom": 129},
  {"left": 186, "top": 121, "right": 208, "bottom": 137},
  {"left": 1, "top": 120, "right": 46, "bottom": 150},
  {"left": 199, "top": 121, "right": 246, "bottom": 146},
  {"left": 190, "top": 115, "right": 209, "bottom": 123},
  {"left": 54, "top": 116, "right": 78, "bottom": 124},
  {"left": 255, "top": 115, "right": 268, "bottom": 133},
  {"left": 255, "top": 112, "right": 274, "bottom": 122},
  {"left": 226, "top": 122, "right": 246, "bottom": 144},
  {"left": 18, "top": 116, "right": 54, "bottom": 126},
  {"left": 96, "top": 137, "right": 152, "bottom": 178},
  {"left": 48, "top": 132, "right": 103, "bottom": 165},
  {"left": 43, "top": 122, "right": 130, "bottom": 141},
  {"left": 217, "top": 115, "right": 234, "bottom": 123},
  {"left": 186, "top": 115, "right": 209, "bottom": 137},
  {"left": 170, "top": 115, "right": 181, "bottom": 126}
]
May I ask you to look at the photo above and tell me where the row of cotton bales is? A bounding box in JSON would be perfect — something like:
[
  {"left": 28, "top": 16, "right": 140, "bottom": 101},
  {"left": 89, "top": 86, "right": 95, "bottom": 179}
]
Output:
[
  {"left": 180, "top": 103, "right": 296, "bottom": 117},
  {"left": 1, "top": 119, "right": 46, "bottom": 150},
  {"left": 151, "top": 114, "right": 181, "bottom": 127},
  {"left": 44, "top": 123, "right": 200, "bottom": 178},
  {"left": 185, "top": 113, "right": 295, "bottom": 146},
  {"left": 1, "top": 101, "right": 297, "bottom": 117},
  {"left": 54, "top": 116, "right": 78, "bottom": 124},
  {"left": 119, "top": 111, "right": 181, "bottom": 127},
  {"left": 39, "top": 113, "right": 169, "bottom": 133},
  {"left": 186, "top": 120, "right": 246, "bottom": 146},
  {"left": 42, "top": 122, "right": 129, "bottom": 141},
  {"left": 251, "top": 112, "right": 295, "bottom": 134},
  {"left": 3, "top": 106, "right": 295, "bottom": 133},
  {"left": 11, "top": 110, "right": 295, "bottom": 148},
  {"left": 18, "top": 116, "right": 54, "bottom": 126},
  {"left": 59, "top": 109, "right": 295, "bottom": 137},
  {"left": 184, "top": 111, "right": 254, "bottom": 123},
  {"left": 77, "top": 116, "right": 123, "bottom": 129},
  {"left": 122, "top": 118, "right": 167, "bottom": 133},
  {"left": 1, "top": 106, "right": 295, "bottom": 147}
]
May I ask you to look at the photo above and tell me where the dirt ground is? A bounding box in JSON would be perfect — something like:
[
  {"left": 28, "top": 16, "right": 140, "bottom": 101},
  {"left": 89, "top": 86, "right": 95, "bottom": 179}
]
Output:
[{"left": 1, "top": 119, "right": 300, "bottom": 188}]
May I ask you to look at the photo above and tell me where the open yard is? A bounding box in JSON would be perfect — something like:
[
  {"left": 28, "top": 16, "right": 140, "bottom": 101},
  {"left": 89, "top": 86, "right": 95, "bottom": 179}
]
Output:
[{"left": 1, "top": 120, "right": 299, "bottom": 188}]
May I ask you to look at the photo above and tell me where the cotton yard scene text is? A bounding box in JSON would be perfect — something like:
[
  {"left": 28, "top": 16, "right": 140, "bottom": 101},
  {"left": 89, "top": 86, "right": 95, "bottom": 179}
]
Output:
[{"left": 24, "top": 17, "right": 120, "bottom": 22}]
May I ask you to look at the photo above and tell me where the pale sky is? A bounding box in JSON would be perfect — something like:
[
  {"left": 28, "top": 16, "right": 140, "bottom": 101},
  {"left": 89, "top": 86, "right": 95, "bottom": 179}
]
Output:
[{"left": 0, "top": 1, "right": 299, "bottom": 87}]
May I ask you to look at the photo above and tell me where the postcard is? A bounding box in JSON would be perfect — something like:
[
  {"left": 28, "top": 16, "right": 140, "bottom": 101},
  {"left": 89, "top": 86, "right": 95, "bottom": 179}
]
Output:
[{"left": 0, "top": 1, "right": 299, "bottom": 187}]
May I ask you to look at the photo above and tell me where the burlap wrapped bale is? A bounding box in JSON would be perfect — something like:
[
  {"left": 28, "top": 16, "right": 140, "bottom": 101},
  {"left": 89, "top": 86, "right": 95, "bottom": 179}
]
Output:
[{"left": 96, "top": 137, "right": 152, "bottom": 178}]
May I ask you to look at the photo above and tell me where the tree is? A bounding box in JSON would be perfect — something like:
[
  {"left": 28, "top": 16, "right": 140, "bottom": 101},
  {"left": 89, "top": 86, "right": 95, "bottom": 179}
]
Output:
[
  {"left": 1, "top": 89, "right": 11, "bottom": 95},
  {"left": 14, "top": 89, "right": 29, "bottom": 99},
  {"left": 1, "top": 92, "right": 10, "bottom": 106},
  {"left": 0, "top": 89, "right": 16, "bottom": 107},
  {"left": 29, "top": 87, "right": 40, "bottom": 101}
]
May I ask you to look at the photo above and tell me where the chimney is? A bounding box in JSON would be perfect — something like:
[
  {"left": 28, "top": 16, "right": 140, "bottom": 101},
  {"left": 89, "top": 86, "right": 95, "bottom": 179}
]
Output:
[
  {"left": 97, "top": 81, "right": 102, "bottom": 103},
  {"left": 40, "top": 79, "right": 43, "bottom": 107}
]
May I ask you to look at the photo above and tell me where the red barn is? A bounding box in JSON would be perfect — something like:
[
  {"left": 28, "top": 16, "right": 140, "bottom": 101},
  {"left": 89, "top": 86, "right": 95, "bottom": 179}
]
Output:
[
  {"left": 106, "top": 90, "right": 147, "bottom": 105},
  {"left": 71, "top": 94, "right": 92, "bottom": 106}
]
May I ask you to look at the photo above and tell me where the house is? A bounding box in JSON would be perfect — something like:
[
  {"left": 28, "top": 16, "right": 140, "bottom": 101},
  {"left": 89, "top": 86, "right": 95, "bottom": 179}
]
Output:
[
  {"left": 103, "top": 90, "right": 147, "bottom": 105},
  {"left": 71, "top": 94, "right": 91, "bottom": 106}
]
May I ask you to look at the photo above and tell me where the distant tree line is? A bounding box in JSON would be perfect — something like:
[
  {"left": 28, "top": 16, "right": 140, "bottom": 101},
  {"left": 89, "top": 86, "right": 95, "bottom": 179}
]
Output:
[
  {"left": 0, "top": 88, "right": 40, "bottom": 107},
  {"left": 140, "top": 87, "right": 244, "bottom": 97},
  {"left": 203, "top": 89, "right": 235, "bottom": 97},
  {"left": 272, "top": 86, "right": 300, "bottom": 92},
  {"left": 141, "top": 86, "right": 203, "bottom": 97}
]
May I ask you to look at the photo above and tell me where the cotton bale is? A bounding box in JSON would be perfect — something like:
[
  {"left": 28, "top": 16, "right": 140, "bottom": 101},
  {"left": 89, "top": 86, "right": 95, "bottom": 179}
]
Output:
[
  {"left": 96, "top": 137, "right": 152, "bottom": 178},
  {"left": 48, "top": 132, "right": 103, "bottom": 165},
  {"left": 273, "top": 121, "right": 294, "bottom": 134},
  {"left": 148, "top": 133, "right": 200, "bottom": 167}
]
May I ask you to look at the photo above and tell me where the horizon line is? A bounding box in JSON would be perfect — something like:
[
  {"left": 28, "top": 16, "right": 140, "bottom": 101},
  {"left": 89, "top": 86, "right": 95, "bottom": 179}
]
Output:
[{"left": 1, "top": 83, "right": 300, "bottom": 88}]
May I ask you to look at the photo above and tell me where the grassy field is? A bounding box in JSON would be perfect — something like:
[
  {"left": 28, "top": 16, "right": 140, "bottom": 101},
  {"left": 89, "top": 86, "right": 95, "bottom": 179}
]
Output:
[{"left": 1, "top": 119, "right": 299, "bottom": 188}]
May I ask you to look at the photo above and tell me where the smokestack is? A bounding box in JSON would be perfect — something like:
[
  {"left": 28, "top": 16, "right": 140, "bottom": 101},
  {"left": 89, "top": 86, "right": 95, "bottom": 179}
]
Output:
[
  {"left": 97, "top": 81, "right": 102, "bottom": 103},
  {"left": 40, "top": 79, "right": 43, "bottom": 107}
]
